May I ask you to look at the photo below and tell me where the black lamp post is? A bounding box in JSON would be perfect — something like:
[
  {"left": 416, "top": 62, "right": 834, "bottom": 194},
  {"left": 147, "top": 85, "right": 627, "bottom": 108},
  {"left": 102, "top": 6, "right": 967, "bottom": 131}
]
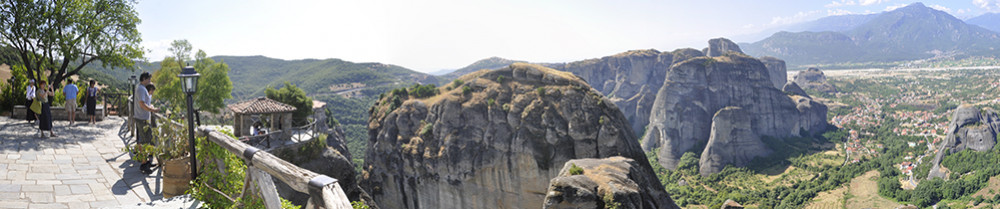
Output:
[
  {"left": 178, "top": 66, "right": 200, "bottom": 179},
  {"left": 129, "top": 75, "right": 137, "bottom": 137}
]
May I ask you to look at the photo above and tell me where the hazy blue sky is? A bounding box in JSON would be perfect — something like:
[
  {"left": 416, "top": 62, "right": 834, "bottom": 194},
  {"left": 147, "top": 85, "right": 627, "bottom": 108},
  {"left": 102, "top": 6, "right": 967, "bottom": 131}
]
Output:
[{"left": 137, "top": 0, "right": 1000, "bottom": 72}]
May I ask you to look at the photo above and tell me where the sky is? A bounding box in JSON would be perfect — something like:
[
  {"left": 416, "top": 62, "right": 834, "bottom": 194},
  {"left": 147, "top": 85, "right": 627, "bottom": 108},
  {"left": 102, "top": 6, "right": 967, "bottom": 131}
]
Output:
[{"left": 137, "top": 0, "right": 1000, "bottom": 73}]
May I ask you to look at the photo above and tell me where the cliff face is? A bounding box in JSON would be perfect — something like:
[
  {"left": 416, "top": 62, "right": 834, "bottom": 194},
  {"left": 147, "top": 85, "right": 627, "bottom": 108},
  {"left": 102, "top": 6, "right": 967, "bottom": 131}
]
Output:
[
  {"left": 640, "top": 38, "right": 829, "bottom": 171},
  {"left": 548, "top": 49, "right": 700, "bottom": 136},
  {"left": 272, "top": 129, "right": 375, "bottom": 207},
  {"left": 543, "top": 157, "right": 679, "bottom": 209},
  {"left": 760, "top": 56, "right": 788, "bottom": 89},
  {"left": 699, "top": 107, "right": 772, "bottom": 176},
  {"left": 360, "top": 63, "right": 675, "bottom": 209},
  {"left": 928, "top": 106, "right": 1000, "bottom": 179}
]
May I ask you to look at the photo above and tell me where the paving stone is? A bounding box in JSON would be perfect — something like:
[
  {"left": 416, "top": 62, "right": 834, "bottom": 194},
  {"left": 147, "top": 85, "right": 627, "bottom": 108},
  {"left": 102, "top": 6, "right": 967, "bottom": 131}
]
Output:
[
  {"left": 0, "top": 185, "right": 19, "bottom": 192},
  {"left": 27, "top": 203, "right": 68, "bottom": 209},
  {"left": 0, "top": 201, "right": 29, "bottom": 209},
  {"left": 69, "top": 184, "right": 92, "bottom": 194},
  {"left": 21, "top": 185, "right": 52, "bottom": 192},
  {"left": 25, "top": 192, "right": 53, "bottom": 203}
]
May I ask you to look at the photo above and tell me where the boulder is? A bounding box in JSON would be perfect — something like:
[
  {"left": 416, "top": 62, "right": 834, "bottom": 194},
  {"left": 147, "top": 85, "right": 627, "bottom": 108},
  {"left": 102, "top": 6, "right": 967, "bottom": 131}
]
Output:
[
  {"left": 361, "top": 63, "right": 677, "bottom": 209},
  {"left": 782, "top": 82, "right": 809, "bottom": 98},
  {"left": 927, "top": 106, "right": 1000, "bottom": 179},
  {"left": 699, "top": 107, "right": 772, "bottom": 176},
  {"left": 792, "top": 68, "right": 838, "bottom": 94},
  {"left": 543, "top": 157, "right": 679, "bottom": 209}
]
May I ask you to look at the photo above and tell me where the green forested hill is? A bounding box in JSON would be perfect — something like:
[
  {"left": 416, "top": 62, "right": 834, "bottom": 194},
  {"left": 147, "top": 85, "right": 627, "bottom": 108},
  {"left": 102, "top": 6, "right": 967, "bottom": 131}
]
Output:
[{"left": 216, "top": 55, "right": 438, "bottom": 100}]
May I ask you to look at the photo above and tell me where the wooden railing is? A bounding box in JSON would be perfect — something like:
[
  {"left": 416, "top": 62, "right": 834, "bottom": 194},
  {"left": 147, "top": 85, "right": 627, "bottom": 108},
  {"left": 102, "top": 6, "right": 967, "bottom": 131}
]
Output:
[{"left": 136, "top": 106, "right": 350, "bottom": 208}]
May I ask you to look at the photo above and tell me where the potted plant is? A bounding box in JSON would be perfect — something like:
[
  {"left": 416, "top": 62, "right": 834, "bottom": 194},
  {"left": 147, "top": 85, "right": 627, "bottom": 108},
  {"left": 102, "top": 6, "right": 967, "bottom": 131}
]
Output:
[{"left": 150, "top": 115, "right": 192, "bottom": 198}]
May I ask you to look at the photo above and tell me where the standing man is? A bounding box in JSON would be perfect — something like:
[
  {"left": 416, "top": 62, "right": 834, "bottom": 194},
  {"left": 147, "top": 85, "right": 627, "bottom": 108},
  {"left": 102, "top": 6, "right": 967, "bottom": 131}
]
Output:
[
  {"left": 25, "top": 79, "right": 36, "bottom": 124},
  {"left": 133, "top": 72, "right": 159, "bottom": 174},
  {"left": 63, "top": 78, "right": 79, "bottom": 126}
]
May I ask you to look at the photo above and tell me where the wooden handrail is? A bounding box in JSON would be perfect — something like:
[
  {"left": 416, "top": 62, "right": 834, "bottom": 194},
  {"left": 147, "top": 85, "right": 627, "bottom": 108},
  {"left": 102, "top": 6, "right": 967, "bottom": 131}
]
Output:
[
  {"left": 197, "top": 126, "right": 351, "bottom": 209},
  {"left": 129, "top": 99, "right": 350, "bottom": 208}
]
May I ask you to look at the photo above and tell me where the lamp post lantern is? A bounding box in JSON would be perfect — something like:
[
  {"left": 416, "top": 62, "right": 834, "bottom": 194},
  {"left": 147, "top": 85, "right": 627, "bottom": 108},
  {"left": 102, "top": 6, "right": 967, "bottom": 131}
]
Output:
[{"left": 178, "top": 66, "right": 200, "bottom": 179}]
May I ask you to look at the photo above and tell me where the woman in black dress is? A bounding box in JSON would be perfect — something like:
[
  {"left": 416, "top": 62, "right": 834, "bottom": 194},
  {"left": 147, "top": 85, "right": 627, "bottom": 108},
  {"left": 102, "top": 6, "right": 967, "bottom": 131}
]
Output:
[
  {"left": 37, "top": 81, "right": 56, "bottom": 138},
  {"left": 86, "top": 80, "right": 98, "bottom": 125}
]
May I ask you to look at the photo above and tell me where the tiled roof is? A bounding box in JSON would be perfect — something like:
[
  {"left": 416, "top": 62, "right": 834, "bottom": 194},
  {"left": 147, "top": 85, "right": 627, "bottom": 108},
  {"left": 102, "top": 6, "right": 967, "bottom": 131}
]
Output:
[{"left": 228, "top": 97, "right": 297, "bottom": 114}]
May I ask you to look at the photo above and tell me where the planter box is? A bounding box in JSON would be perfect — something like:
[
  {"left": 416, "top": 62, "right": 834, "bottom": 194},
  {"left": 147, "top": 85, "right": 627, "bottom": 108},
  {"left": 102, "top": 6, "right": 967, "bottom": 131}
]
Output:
[{"left": 162, "top": 156, "right": 192, "bottom": 198}]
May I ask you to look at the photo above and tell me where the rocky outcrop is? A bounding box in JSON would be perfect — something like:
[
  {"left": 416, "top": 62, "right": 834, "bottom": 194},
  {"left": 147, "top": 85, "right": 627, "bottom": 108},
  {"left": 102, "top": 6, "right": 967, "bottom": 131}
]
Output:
[
  {"left": 640, "top": 38, "right": 829, "bottom": 171},
  {"left": 782, "top": 82, "right": 809, "bottom": 98},
  {"left": 706, "top": 38, "right": 744, "bottom": 57},
  {"left": 543, "top": 157, "right": 679, "bottom": 209},
  {"left": 272, "top": 132, "right": 375, "bottom": 207},
  {"left": 760, "top": 56, "right": 788, "bottom": 89},
  {"left": 721, "top": 199, "right": 745, "bottom": 209},
  {"left": 361, "top": 63, "right": 677, "bottom": 209},
  {"left": 548, "top": 49, "right": 701, "bottom": 136},
  {"left": 793, "top": 68, "right": 837, "bottom": 94},
  {"left": 699, "top": 107, "right": 772, "bottom": 176},
  {"left": 927, "top": 106, "right": 1000, "bottom": 179}
]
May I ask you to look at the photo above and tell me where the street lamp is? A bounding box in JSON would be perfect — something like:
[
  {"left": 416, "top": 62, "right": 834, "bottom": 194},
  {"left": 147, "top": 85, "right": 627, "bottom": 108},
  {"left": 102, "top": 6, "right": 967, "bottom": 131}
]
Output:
[
  {"left": 129, "top": 75, "right": 137, "bottom": 137},
  {"left": 178, "top": 66, "right": 200, "bottom": 179}
]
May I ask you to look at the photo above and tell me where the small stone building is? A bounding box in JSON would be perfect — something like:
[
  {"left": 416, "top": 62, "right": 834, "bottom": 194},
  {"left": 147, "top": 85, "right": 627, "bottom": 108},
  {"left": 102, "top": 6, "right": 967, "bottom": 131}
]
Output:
[{"left": 227, "top": 97, "right": 297, "bottom": 140}]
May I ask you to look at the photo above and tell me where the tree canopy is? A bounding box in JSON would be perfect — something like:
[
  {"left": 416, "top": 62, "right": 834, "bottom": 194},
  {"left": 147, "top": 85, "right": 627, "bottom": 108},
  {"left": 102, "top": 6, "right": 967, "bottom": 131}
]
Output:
[
  {"left": 152, "top": 40, "right": 232, "bottom": 114},
  {"left": 266, "top": 82, "right": 313, "bottom": 126},
  {"left": 0, "top": 0, "right": 144, "bottom": 88}
]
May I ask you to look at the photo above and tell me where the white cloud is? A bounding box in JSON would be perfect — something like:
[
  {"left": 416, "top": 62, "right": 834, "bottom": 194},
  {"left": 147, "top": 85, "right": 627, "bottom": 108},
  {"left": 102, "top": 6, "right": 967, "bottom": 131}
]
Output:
[
  {"left": 859, "top": 0, "right": 889, "bottom": 6},
  {"left": 825, "top": 0, "right": 857, "bottom": 8},
  {"left": 974, "top": 0, "right": 1000, "bottom": 12},
  {"left": 884, "top": 3, "right": 908, "bottom": 11},
  {"left": 770, "top": 10, "right": 823, "bottom": 25},
  {"left": 827, "top": 9, "right": 856, "bottom": 15},
  {"left": 929, "top": 4, "right": 952, "bottom": 13}
]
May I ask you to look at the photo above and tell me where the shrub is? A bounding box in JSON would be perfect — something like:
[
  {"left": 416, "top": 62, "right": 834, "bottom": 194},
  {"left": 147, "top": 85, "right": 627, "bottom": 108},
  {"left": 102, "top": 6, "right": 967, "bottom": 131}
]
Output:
[
  {"left": 409, "top": 83, "right": 439, "bottom": 98},
  {"left": 569, "top": 163, "right": 584, "bottom": 175},
  {"left": 462, "top": 86, "right": 472, "bottom": 94},
  {"left": 536, "top": 87, "right": 545, "bottom": 97},
  {"left": 487, "top": 98, "right": 495, "bottom": 106},
  {"left": 496, "top": 75, "right": 505, "bottom": 84},
  {"left": 451, "top": 79, "right": 464, "bottom": 88}
]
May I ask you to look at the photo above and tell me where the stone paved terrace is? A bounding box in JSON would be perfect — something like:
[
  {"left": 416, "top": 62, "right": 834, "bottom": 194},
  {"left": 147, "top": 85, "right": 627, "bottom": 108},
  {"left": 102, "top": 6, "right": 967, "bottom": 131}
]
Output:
[{"left": 0, "top": 116, "right": 172, "bottom": 208}]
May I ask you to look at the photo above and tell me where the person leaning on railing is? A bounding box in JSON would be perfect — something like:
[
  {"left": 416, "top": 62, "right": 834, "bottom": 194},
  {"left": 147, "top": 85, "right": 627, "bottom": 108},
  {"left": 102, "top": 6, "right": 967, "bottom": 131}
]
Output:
[{"left": 133, "top": 72, "right": 160, "bottom": 175}]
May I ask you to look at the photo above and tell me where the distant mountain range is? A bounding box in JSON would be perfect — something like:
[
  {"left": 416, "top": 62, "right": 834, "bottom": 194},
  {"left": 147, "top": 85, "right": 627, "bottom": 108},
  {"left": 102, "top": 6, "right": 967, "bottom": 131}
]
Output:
[
  {"left": 967, "top": 12, "right": 1000, "bottom": 33},
  {"left": 741, "top": 2, "right": 1000, "bottom": 67},
  {"left": 436, "top": 57, "right": 525, "bottom": 82}
]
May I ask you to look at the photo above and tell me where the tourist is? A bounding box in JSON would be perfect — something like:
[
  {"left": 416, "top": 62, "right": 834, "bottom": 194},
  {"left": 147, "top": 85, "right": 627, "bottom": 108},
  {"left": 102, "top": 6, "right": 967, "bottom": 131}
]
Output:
[
  {"left": 25, "top": 79, "right": 36, "bottom": 124},
  {"left": 134, "top": 72, "right": 159, "bottom": 175},
  {"left": 86, "top": 80, "right": 99, "bottom": 125},
  {"left": 37, "top": 81, "right": 56, "bottom": 138},
  {"left": 63, "top": 78, "right": 79, "bottom": 126}
]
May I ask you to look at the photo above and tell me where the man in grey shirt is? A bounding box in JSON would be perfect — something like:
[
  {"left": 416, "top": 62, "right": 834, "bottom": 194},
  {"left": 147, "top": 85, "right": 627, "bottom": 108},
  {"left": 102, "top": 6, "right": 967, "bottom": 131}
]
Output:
[{"left": 133, "top": 72, "right": 159, "bottom": 174}]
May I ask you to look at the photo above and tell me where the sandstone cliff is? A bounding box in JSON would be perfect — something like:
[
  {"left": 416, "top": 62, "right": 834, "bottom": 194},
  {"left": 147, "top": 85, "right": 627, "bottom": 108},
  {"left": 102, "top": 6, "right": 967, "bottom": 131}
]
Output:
[
  {"left": 792, "top": 68, "right": 838, "bottom": 94},
  {"left": 543, "top": 157, "right": 679, "bottom": 209},
  {"left": 548, "top": 49, "right": 701, "bottom": 136},
  {"left": 699, "top": 107, "right": 772, "bottom": 176},
  {"left": 705, "top": 37, "right": 744, "bottom": 57},
  {"left": 927, "top": 106, "right": 1000, "bottom": 179},
  {"left": 361, "top": 63, "right": 676, "bottom": 209},
  {"left": 640, "top": 38, "right": 829, "bottom": 171},
  {"left": 760, "top": 56, "right": 788, "bottom": 89}
]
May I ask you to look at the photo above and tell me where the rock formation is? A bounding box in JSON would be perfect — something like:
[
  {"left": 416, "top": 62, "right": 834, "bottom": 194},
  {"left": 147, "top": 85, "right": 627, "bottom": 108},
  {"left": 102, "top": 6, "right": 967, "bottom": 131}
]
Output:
[
  {"left": 699, "top": 107, "right": 772, "bottom": 176},
  {"left": 543, "top": 157, "right": 679, "bottom": 209},
  {"left": 927, "top": 106, "right": 1000, "bottom": 179},
  {"left": 547, "top": 49, "right": 701, "bottom": 135},
  {"left": 361, "top": 63, "right": 677, "bottom": 209},
  {"left": 760, "top": 56, "right": 788, "bottom": 89},
  {"left": 782, "top": 82, "right": 809, "bottom": 98},
  {"left": 792, "top": 67, "right": 838, "bottom": 94},
  {"left": 705, "top": 38, "right": 744, "bottom": 57},
  {"left": 272, "top": 131, "right": 375, "bottom": 207},
  {"left": 640, "top": 38, "right": 829, "bottom": 171}
]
